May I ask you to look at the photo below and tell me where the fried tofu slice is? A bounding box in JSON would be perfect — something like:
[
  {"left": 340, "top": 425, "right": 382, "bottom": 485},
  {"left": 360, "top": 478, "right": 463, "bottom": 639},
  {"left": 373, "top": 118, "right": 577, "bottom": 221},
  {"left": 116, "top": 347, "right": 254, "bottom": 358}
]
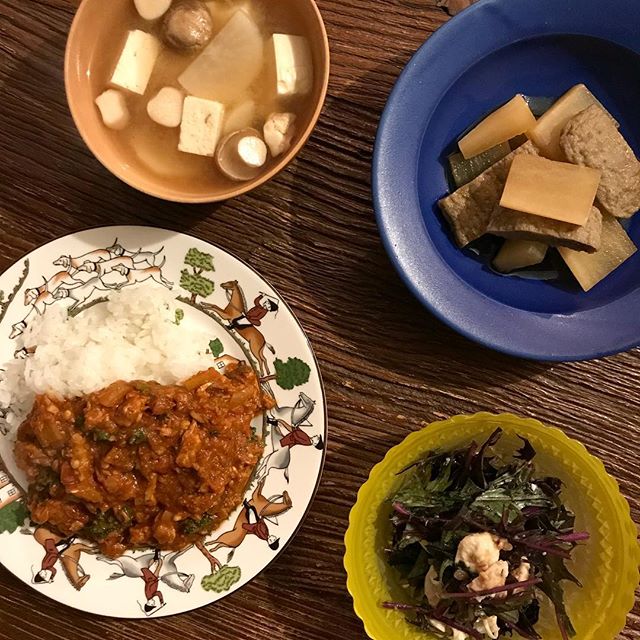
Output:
[
  {"left": 487, "top": 205, "right": 603, "bottom": 253},
  {"left": 560, "top": 105, "right": 640, "bottom": 218},
  {"left": 439, "top": 141, "right": 539, "bottom": 247}
]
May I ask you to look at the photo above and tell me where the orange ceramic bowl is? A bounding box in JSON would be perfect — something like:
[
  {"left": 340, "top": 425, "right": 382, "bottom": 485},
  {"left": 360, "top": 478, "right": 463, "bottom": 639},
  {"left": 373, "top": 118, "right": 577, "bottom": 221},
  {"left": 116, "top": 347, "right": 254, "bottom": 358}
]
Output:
[{"left": 64, "top": 0, "right": 330, "bottom": 203}]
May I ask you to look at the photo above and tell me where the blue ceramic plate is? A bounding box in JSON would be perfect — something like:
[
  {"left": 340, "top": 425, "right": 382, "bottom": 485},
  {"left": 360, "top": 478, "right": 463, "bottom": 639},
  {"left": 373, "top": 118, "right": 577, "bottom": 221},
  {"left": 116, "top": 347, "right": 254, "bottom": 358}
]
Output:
[{"left": 373, "top": 0, "right": 640, "bottom": 361}]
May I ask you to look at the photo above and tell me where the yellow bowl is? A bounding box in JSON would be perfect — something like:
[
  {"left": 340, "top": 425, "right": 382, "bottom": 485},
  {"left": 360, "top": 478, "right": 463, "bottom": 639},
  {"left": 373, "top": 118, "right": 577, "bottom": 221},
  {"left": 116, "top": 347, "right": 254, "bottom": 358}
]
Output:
[{"left": 344, "top": 413, "right": 639, "bottom": 640}]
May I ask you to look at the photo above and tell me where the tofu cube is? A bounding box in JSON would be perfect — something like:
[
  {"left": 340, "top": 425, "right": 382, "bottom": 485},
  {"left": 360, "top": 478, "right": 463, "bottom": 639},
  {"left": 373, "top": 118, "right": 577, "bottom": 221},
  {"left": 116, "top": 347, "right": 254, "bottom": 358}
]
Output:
[
  {"left": 95, "top": 89, "right": 130, "bottom": 130},
  {"left": 270, "top": 34, "right": 313, "bottom": 97},
  {"left": 110, "top": 30, "right": 161, "bottom": 95},
  {"left": 179, "top": 96, "right": 225, "bottom": 157},
  {"left": 147, "top": 87, "right": 184, "bottom": 128}
]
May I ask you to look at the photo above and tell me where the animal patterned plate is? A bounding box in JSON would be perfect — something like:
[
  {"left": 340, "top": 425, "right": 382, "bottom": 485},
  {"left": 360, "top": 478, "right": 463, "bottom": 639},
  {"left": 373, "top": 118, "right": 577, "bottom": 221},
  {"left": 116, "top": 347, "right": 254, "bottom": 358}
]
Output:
[{"left": 0, "top": 225, "right": 326, "bottom": 618}]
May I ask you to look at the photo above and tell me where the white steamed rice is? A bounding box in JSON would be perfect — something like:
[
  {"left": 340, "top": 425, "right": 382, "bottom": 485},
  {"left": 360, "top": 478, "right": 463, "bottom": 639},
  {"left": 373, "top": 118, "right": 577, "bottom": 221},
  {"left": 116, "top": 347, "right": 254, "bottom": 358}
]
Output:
[{"left": 0, "top": 287, "right": 212, "bottom": 434}]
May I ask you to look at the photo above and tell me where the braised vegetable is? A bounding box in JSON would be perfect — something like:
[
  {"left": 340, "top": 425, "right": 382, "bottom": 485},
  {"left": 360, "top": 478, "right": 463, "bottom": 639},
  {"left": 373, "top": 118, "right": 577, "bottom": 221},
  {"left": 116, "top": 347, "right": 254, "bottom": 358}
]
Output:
[
  {"left": 559, "top": 213, "right": 637, "bottom": 291},
  {"left": 492, "top": 240, "right": 548, "bottom": 273},
  {"left": 447, "top": 143, "right": 511, "bottom": 189},
  {"left": 529, "top": 84, "right": 617, "bottom": 160},
  {"left": 458, "top": 96, "right": 537, "bottom": 160},
  {"left": 500, "top": 155, "right": 601, "bottom": 226}
]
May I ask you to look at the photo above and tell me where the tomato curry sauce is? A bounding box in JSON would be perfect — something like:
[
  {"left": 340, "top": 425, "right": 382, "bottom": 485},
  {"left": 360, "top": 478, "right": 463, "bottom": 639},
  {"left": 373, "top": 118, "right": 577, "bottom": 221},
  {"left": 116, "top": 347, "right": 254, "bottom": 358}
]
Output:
[{"left": 15, "top": 363, "right": 271, "bottom": 557}]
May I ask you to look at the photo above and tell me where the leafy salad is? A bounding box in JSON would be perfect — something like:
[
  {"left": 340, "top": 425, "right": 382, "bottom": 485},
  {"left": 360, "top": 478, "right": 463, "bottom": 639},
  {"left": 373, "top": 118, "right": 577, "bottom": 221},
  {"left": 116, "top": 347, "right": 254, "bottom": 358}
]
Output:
[{"left": 383, "top": 428, "right": 589, "bottom": 640}]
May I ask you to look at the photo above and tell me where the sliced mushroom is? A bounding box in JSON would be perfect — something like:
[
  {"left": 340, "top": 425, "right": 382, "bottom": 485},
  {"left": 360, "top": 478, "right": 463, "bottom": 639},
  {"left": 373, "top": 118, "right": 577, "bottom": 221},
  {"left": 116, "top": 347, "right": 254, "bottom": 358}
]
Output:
[
  {"left": 216, "top": 128, "right": 268, "bottom": 182},
  {"left": 161, "top": 0, "right": 214, "bottom": 52}
]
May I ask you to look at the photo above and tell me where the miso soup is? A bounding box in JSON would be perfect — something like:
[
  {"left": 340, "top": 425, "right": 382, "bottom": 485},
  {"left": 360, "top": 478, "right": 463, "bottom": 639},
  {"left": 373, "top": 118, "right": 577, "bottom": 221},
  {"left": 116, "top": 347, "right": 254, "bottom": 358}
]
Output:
[{"left": 92, "top": 0, "right": 317, "bottom": 192}]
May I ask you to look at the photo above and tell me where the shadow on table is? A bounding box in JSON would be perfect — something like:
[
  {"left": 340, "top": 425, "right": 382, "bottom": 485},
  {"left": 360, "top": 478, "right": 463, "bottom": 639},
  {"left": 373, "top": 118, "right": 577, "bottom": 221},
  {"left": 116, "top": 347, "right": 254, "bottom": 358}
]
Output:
[
  {"left": 282, "top": 62, "right": 553, "bottom": 402},
  {"left": 0, "top": 10, "right": 221, "bottom": 234}
]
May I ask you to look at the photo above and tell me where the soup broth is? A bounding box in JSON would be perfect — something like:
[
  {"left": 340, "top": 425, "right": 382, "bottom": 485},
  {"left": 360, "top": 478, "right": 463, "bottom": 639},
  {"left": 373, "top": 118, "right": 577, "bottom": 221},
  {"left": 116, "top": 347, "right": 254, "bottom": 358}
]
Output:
[{"left": 93, "top": 0, "right": 316, "bottom": 192}]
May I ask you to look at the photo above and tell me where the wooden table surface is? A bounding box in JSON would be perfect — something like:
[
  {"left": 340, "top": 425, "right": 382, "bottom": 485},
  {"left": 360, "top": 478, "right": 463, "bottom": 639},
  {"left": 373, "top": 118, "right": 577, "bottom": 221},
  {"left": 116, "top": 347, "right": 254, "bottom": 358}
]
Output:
[{"left": 0, "top": 0, "right": 639, "bottom": 638}]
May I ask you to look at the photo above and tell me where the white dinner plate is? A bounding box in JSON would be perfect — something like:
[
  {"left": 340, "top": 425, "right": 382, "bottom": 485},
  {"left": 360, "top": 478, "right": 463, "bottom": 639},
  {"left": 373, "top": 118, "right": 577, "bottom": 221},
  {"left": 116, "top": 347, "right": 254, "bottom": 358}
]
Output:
[{"left": 0, "top": 225, "right": 326, "bottom": 618}]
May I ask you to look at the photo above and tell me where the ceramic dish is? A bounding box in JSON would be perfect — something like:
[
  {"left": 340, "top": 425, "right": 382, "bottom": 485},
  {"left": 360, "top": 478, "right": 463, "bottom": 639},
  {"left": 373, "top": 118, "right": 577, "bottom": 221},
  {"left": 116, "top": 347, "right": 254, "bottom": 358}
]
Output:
[
  {"left": 344, "top": 413, "right": 640, "bottom": 640},
  {"left": 65, "top": 0, "right": 330, "bottom": 203},
  {"left": 0, "top": 225, "right": 326, "bottom": 618},
  {"left": 372, "top": 0, "right": 640, "bottom": 361}
]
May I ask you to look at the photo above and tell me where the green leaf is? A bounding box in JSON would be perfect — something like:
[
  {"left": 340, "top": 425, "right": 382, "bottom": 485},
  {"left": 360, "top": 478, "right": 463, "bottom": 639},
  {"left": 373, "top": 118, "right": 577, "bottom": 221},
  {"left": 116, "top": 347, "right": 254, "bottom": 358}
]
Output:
[
  {"left": 540, "top": 563, "right": 576, "bottom": 636},
  {"left": 273, "top": 357, "right": 311, "bottom": 390},
  {"left": 201, "top": 565, "right": 241, "bottom": 592},
  {"left": 91, "top": 429, "right": 112, "bottom": 442},
  {"left": 407, "top": 548, "right": 430, "bottom": 580},
  {"left": 393, "top": 463, "right": 479, "bottom": 512},
  {"left": 182, "top": 514, "right": 213, "bottom": 535},
  {"left": 174, "top": 308, "right": 184, "bottom": 325},
  {"left": 469, "top": 465, "right": 554, "bottom": 523},
  {"left": 0, "top": 500, "right": 28, "bottom": 534},
  {"left": 128, "top": 428, "right": 147, "bottom": 445},
  {"left": 209, "top": 338, "right": 224, "bottom": 358},
  {"left": 438, "top": 558, "right": 454, "bottom": 583},
  {"left": 82, "top": 511, "right": 122, "bottom": 541}
]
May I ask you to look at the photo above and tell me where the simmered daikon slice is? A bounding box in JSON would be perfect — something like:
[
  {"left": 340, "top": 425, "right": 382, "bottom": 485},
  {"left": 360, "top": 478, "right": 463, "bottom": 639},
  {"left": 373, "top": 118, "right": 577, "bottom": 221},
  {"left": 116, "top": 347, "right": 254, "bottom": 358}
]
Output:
[
  {"left": 458, "top": 95, "right": 537, "bottom": 160},
  {"left": 493, "top": 239, "right": 548, "bottom": 273},
  {"left": 559, "top": 214, "right": 637, "bottom": 291},
  {"left": 178, "top": 10, "right": 264, "bottom": 104}
]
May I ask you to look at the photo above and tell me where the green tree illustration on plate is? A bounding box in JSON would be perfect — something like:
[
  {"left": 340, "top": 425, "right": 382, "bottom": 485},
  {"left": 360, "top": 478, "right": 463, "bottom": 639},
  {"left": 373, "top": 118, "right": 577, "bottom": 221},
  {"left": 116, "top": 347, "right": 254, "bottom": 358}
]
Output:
[
  {"left": 0, "top": 500, "right": 28, "bottom": 534},
  {"left": 195, "top": 540, "right": 241, "bottom": 593},
  {"left": 209, "top": 338, "right": 224, "bottom": 358},
  {"left": 201, "top": 565, "right": 242, "bottom": 593},
  {"left": 262, "top": 357, "right": 311, "bottom": 390},
  {"left": 180, "top": 248, "right": 215, "bottom": 304}
]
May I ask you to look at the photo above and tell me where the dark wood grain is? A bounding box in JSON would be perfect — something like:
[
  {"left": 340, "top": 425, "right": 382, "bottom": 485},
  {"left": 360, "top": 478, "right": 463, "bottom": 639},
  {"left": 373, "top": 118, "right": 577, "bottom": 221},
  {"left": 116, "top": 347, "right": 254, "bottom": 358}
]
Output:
[{"left": 0, "top": 0, "right": 638, "bottom": 638}]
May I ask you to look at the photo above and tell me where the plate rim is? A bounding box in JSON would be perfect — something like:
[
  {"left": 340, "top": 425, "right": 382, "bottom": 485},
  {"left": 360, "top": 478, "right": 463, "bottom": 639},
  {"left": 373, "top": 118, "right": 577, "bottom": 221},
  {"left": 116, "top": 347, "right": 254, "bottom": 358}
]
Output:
[
  {"left": 372, "top": 0, "right": 640, "bottom": 362},
  {"left": 0, "top": 224, "right": 328, "bottom": 619}
]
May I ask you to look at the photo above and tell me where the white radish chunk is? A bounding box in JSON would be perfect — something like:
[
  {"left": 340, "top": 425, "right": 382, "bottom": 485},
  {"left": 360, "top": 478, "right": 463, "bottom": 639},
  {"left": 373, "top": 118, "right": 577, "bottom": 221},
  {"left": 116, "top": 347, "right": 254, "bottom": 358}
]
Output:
[
  {"left": 178, "top": 10, "right": 264, "bottom": 103},
  {"left": 147, "top": 87, "right": 184, "bottom": 127},
  {"left": 263, "top": 112, "right": 296, "bottom": 157},
  {"left": 216, "top": 128, "right": 267, "bottom": 181},
  {"left": 110, "top": 30, "right": 161, "bottom": 95},
  {"left": 222, "top": 100, "right": 257, "bottom": 136},
  {"left": 134, "top": 0, "right": 173, "bottom": 21},
  {"left": 95, "top": 89, "right": 130, "bottom": 130},
  {"left": 179, "top": 96, "right": 224, "bottom": 157}
]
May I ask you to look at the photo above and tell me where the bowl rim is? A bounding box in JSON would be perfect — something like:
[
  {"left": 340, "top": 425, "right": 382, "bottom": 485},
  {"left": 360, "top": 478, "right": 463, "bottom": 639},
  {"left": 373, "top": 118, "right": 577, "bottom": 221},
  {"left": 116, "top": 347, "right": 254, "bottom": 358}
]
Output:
[
  {"left": 344, "top": 412, "right": 640, "bottom": 640},
  {"left": 371, "top": 0, "right": 640, "bottom": 362},
  {"left": 64, "top": 0, "right": 331, "bottom": 203}
]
